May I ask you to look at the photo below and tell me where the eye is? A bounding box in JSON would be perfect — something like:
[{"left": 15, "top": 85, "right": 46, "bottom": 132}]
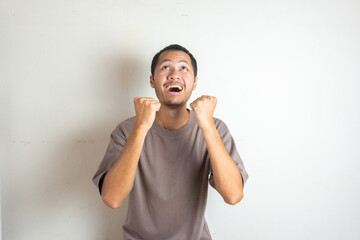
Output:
[
  {"left": 161, "top": 65, "right": 170, "bottom": 70},
  {"left": 180, "top": 66, "right": 188, "bottom": 71}
]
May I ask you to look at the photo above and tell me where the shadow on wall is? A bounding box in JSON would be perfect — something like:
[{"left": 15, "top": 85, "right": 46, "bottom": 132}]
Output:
[
  {"left": 88, "top": 52, "right": 147, "bottom": 239},
  {"left": 85, "top": 52, "right": 147, "bottom": 239},
  {"left": 27, "top": 52, "right": 146, "bottom": 239}
]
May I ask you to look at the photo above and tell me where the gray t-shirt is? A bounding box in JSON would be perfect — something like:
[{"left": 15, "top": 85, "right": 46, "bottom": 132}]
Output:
[{"left": 93, "top": 110, "right": 248, "bottom": 240}]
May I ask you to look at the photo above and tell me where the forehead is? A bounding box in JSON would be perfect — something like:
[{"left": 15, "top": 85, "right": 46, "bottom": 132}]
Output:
[{"left": 157, "top": 50, "right": 192, "bottom": 65}]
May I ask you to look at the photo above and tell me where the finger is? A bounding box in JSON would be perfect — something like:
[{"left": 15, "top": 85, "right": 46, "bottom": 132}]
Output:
[
  {"left": 145, "top": 99, "right": 159, "bottom": 104},
  {"left": 140, "top": 99, "right": 159, "bottom": 106},
  {"left": 190, "top": 99, "right": 197, "bottom": 107},
  {"left": 134, "top": 97, "right": 156, "bottom": 103},
  {"left": 140, "top": 97, "right": 156, "bottom": 100}
]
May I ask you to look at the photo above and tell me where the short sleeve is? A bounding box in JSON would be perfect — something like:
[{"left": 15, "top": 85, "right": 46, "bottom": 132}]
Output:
[
  {"left": 92, "top": 124, "right": 127, "bottom": 195},
  {"left": 208, "top": 119, "right": 249, "bottom": 190}
]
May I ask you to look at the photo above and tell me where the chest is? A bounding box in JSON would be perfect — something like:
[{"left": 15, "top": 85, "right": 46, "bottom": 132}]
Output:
[{"left": 137, "top": 130, "right": 210, "bottom": 200}]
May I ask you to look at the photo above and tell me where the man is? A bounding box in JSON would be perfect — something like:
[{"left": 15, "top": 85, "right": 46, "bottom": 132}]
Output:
[{"left": 93, "top": 44, "right": 248, "bottom": 240}]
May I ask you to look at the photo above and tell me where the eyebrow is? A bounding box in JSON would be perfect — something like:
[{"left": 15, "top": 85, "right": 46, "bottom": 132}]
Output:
[{"left": 160, "top": 59, "right": 190, "bottom": 65}]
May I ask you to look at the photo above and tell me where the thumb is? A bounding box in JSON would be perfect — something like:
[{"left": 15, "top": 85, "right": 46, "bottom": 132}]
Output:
[
  {"left": 154, "top": 102, "right": 161, "bottom": 111},
  {"left": 189, "top": 101, "right": 194, "bottom": 110}
]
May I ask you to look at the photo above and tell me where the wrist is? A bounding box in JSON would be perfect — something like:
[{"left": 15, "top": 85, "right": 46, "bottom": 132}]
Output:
[
  {"left": 199, "top": 121, "right": 217, "bottom": 135},
  {"left": 133, "top": 123, "right": 151, "bottom": 136}
]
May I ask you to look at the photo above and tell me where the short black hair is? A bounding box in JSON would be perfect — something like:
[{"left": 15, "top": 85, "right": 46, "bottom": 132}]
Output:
[{"left": 151, "top": 44, "right": 198, "bottom": 77}]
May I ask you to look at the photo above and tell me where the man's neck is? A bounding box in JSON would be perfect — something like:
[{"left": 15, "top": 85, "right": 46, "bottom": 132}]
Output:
[{"left": 155, "top": 105, "right": 190, "bottom": 130}]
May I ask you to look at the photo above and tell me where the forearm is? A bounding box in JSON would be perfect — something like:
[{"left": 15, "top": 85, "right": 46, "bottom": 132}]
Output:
[
  {"left": 202, "top": 123, "right": 244, "bottom": 205},
  {"left": 101, "top": 125, "right": 147, "bottom": 209}
]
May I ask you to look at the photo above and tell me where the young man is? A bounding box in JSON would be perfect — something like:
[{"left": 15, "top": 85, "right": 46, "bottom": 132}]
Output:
[{"left": 93, "top": 44, "right": 248, "bottom": 240}]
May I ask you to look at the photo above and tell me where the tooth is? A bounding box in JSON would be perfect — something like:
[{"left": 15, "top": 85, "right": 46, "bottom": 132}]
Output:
[{"left": 167, "top": 85, "right": 183, "bottom": 90}]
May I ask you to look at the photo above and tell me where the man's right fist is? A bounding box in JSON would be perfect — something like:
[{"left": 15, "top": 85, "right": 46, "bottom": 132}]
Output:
[{"left": 133, "top": 97, "right": 161, "bottom": 132}]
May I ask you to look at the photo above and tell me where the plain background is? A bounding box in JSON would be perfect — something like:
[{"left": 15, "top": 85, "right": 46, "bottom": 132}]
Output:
[{"left": 1, "top": 0, "right": 360, "bottom": 239}]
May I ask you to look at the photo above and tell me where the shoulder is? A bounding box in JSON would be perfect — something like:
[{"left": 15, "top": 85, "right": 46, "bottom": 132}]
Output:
[
  {"left": 112, "top": 116, "right": 137, "bottom": 137},
  {"left": 212, "top": 116, "right": 230, "bottom": 133}
]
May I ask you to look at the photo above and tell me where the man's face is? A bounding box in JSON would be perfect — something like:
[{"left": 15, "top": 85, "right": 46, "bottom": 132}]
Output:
[{"left": 150, "top": 50, "right": 197, "bottom": 108}]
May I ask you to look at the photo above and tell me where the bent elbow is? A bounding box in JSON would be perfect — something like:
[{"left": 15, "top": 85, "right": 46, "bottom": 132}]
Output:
[
  {"left": 225, "top": 192, "right": 244, "bottom": 205},
  {"left": 106, "top": 201, "right": 122, "bottom": 209},
  {"left": 102, "top": 195, "right": 123, "bottom": 209}
]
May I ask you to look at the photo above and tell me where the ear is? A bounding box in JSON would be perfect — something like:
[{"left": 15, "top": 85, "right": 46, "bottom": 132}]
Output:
[
  {"left": 150, "top": 75, "right": 155, "bottom": 88},
  {"left": 192, "top": 76, "right": 198, "bottom": 90}
]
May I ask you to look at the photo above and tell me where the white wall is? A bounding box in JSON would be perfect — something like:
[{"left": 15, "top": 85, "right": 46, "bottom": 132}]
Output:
[{"left": 1, "top": 0, "right": 360, "bottom": 239}]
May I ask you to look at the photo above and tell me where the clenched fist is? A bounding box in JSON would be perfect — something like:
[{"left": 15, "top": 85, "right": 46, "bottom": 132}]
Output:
[
  {"left": 190, "top": 95, "right": 217, "bottom": 130},
  {"left": 134, "top": 97, "right": 161, "bottom": 132}
]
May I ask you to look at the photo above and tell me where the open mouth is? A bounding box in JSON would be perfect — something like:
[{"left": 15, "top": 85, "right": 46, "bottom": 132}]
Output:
[{"left": 166, "top": 85, "right": 183, "bottom": 93}]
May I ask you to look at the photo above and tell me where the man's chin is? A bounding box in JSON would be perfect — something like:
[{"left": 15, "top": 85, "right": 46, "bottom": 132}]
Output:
[{"left": 164, "top": 101, "right": 186, "bottom": 108}]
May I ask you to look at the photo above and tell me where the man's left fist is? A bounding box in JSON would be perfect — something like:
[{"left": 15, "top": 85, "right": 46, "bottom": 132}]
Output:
[{"left": 190, "top": 95, "right": 217, "bottom": 130}]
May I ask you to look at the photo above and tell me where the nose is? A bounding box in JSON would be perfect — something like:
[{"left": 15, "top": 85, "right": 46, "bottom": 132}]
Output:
[{"left": 168, "top": 69, "right": 180, "bottom": 80}]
